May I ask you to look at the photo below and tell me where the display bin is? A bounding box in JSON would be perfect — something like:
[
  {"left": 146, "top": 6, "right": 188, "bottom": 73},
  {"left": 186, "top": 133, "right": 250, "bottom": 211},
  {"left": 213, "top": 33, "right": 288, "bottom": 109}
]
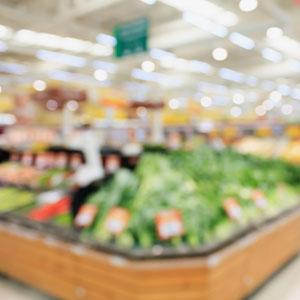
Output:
[{"left": 0, "top": 206, "right": 299, "bottom": 300}]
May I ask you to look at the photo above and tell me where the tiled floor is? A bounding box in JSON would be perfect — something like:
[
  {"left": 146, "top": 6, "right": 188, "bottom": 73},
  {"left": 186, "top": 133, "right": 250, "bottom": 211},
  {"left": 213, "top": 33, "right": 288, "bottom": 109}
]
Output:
[{"left": 1, "top": 255, "right": 300, "bottom": 300}]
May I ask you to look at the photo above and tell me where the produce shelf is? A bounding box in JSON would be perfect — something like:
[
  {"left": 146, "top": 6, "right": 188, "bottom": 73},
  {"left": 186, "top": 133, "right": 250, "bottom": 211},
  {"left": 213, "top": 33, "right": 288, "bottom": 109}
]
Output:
[{"left": 0, "top": 206, "right": 300, "bottom": 300}]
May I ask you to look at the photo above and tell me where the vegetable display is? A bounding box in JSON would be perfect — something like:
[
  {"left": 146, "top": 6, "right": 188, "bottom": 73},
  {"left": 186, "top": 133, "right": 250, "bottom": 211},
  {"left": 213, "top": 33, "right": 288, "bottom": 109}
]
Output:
[{"left": 81, "top": 146, "right": 300, "bottom": 249}]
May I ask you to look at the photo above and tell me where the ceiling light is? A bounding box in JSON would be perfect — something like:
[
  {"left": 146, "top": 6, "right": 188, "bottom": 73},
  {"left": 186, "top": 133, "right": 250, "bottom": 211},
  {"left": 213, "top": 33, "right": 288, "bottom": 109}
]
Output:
[
  {"left": 37, "top": 33, "right": 62, "bottom": 49},
  {"left": 230, "top": 106, "right": 242, "bottom": 117},
  {"left": 229, "top": 32, "right": 255, "bottom": 50},
  {"left": 262, "top": 99, "right": 274, "bottom": 111},
  {"left": 0, "top": 62, "right": 27, "bottom": 74},
  {"left": 262, "top": 48, "right": 283, "bottom": 62},
  {"left": 212, "top": 48, "right": 228, "bottom": 61},
  {"left": 94, "top": 69, "right": 108, "bottom": 81},
  {"left": 262, "top": 80, "right": 276, "bottom": 91},
  {"left": 246, "top": 76, "right": 258, "bottom": 86},
  {"left": 266, "top": 27, "right": 283, "bottom": 40},
  {"left": 200, "top": 96, "right": 212, "bottom": 107},
  {"left": 269, "top": 91, "right": 282, "bottom": 102},
  {"left": 189, "top": 60, "right": 213, "bottom": 74},
  {"left": 14, "top": 29, "right": 38, "bottom": 45},
  {"left": 0, "top": 25, "right": 13, "bottom": 40},
  {"left": 139, "top": 0, "right": 156, "bottom": 4},
  {"left": 291, "top": 88, "right": 300, "bottom": 100},
  {"left": 96, "top": 33, "right": 117, "bottom": 47},
  {"left": 93, "top": 60, "right": 118, "bottom": 73},
  {"left": 281, "top": 104, "right": 293, "bottom": 115},
  {"left": 36, "top": 50, "right": 86, "bottom": 67},
  {"left": 150, "top": 48, "right": 176, "bottom": 60},
  {"left": 0, "top": 41, "right": 7, "bottom": 52},
  {"left": 220, "top": 11, "right": 239, "bottom": 27},
  {"left": 66, "top": 100, "right": 79, "bottom": 111},
  {"left": 287, "top": 59, "right": 300, "bottom": 72},
  {"left": 278, "top": 85, "right": 291, "bottom": 96},
  {"left": 33, "top": 80, "right": 47, "bottom": 91},
  {"left": 0, "top": 114, "right": 16, "bottom": 125},
  {"left": 239, "top": 0, "right": 258, "bottom": 12},
  {"left": 89, "top": 44, "right": 113, "bottom": 56},
  {"left": 141, "top": 61, "right": 155, "bottom": 72},
  {"left": 255, "top": 105, "right": 266, "bottom": 116},
  {"left": 183, "top": 12, "right": 228, "bottom": 38},
  {"left": 219, "top": 68, "right": 245, "bottom": 83},
  {"left": 233, "top": 93, "right": 245, "bottom": 105},
  {"left": 169, "top": 98, "right": 180, "bottom": 109}
]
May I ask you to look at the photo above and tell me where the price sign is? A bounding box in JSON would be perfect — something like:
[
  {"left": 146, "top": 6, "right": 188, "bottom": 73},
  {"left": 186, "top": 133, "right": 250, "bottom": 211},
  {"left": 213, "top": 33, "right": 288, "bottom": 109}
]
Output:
[
  {"left": 104, "top": 207, "right": 130, "bottom": 236},
  {"left": 155, "top": 209, "right": 184, "bottom": 240},
  {"left": 252, "top": 190, "right": 267, "bottom": 210},
  {"left": 223, "top": 197, "right": 242, "bottom": 221},
  {"left": 55, "top": 152, "right": 68, "bottom": 168},
  {"left": 74, "top": 204, "right": 98, "bottom": 228}
]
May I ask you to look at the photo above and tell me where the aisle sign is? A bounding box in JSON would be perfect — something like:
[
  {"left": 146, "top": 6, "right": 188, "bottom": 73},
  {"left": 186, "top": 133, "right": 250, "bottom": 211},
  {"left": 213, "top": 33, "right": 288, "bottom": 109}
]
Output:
[{"left": 114, "top": 18, "right": 148, "bottom": 58}]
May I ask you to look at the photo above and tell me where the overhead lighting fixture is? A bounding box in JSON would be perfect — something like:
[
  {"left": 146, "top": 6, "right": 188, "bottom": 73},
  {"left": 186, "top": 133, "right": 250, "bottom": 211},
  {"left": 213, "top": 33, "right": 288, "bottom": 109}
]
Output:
[
  {"left": 141, "top": 61, "right": 155, "bottom": 72},
  {"left": 200, "top": 96, "right": 212, "bottom": 107},
  {"left": 0, "top": 25, "right": 13, "bottom": 40},
  {"left": 66, "top": 100, "right": 79, "bottom": 111},
  {"left": 220, "top": 11, "right": 239, "bottom": 27},
  {"left": 278, "top": 85, "right": 291, "bottom": 96},
  {"left": 139, "top": 0, "right": 156, "bottom": 4},
  {"left": 262, "top": 99, "right": 274, "bottom": 111},
  {"left": 246, "top": 76, "right": 258, "bottom": 86},
  {"left": 189, "top": 60, "right": 213, "bottom": 74},
  {"left": 229, "top": 32, "right": 255, "bottom": 50},
  {"left": 33, "top": 80, "right": 47, "bottom": 91},
  {"left": 37, "top": 33, "right": 62, "bottom": 49},
  {"left": 94, "top": 69, "right": 108, "bottom": 81},
  {"left": 269, "top": 36, "right": 300, "bottom": 60},
  {"left": 287, "top": 59, "right": 300, "bottom": 72},
  {"left": 291, "top": 88, "right": 300, "bottom": 100},
  {"left": 219, "top": 68, "right": 245, "bottom": 83},
  {"left": 212, "top": 48, "right": 228, "bottom": 61},
  {"left": 233, "top": 93, "right": 245, "bottom": 105},
  {"left": 36, "top": 50, "right": 86, "bottom": 67},
  {"left": 198, "top": 82, "right": 228, "bottom": 94},
  {"left": 239, "top": 0, "right": 258, "bottom": 12},
  {"left": 262, "top": 80, "right": 276, "bottom": 91},
  {"left": 96, "top": 33, "right": 117, "bottom": 47},
  {"left": 14, "top": 29, "right": 38, "bottom": 45},
  {"left": 183, "top": 12, "right": 228, "bottom": 38},
  {"left": 93, "top": 60, "right": 118, "bottom": 73},
  {"left": 0, "top": 62, "right": 27, "bottom": 74},
  {"left": 0, "top": 114, "right": 16, "bottom": 125},
  {"left": 89, "top": 44, "right": 113, "bottom": 56},
  {"left": 269, "top": 91, "right": 282, "bottom": 102},
  {"left": 281, "top": 104, "right": 293, "bottom": 115},
  {"left": 266, "top": 27, "right": 283, "bottom": 40},
  {"left": 230, "top": 106, "right": 242, "bottom": 117},
  {"left": 169, "top": 98, "right": 180, "bottom": 109},
  {"left": 0, "top": 41, "right": 7, "bottom": 52},
  {"left": 261, "top": 48, "right": 283, "bottom": 62},
  {"left": 149, "top": 48, "right": 176, "bottom": 60}
]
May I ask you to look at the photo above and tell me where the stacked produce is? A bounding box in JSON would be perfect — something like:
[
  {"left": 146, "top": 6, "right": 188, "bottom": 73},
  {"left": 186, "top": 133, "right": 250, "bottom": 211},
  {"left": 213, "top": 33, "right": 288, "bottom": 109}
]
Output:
[{"left": 80, "top": 146, "right": 300, "bottom": 249}]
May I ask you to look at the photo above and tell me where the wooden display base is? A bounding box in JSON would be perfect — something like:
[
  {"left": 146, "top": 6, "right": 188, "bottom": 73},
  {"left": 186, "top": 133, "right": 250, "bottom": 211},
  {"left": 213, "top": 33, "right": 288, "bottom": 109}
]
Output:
[{"left": 0, "top": 210, "right": 300, "bottom": 300}]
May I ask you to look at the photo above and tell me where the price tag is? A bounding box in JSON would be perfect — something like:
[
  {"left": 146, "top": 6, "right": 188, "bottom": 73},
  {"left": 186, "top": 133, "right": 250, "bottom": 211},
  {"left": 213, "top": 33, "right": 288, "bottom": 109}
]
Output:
[
  {"left": 223, "top": 197, "right": 242, "bottom": 221},
  {"left": 155, "top": 209, "right": 184, "bottom": 240},
  {"left": 104, "top": 207, "right": 130, "bottom": 236},
  {"left": 105, "top": 155, "right": 121, "bottom": 174},
  {"left": 35, "top": 153, "right": 47, "bottom": 169},
  {"left": 70, "top": 153, "right": 83, "bottom": 170},
  {"left": 252, "top": 190, "right": 267, "bottom": 210},
  {"left": 74, "top": 204, "right": 98, "bottom": 228}
]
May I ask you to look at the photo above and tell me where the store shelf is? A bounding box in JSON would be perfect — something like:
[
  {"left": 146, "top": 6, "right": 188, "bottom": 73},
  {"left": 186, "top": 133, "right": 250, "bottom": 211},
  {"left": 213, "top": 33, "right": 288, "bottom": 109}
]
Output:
[{"left": 0, "top": 207, "right": 299, "bottom": 300}]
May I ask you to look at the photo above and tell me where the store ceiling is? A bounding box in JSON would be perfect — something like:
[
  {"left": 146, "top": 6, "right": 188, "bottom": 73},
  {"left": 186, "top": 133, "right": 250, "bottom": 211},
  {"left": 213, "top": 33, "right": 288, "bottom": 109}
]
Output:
[{"left": 0, "top": 0, "right": 300, "bottom": 102}]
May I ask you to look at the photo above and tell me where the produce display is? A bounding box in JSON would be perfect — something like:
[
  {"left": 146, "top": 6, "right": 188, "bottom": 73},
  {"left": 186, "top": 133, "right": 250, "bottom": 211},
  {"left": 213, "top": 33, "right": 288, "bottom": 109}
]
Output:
[
  {"left": 0, "top": 187, "right": 36, "bottom": 212},
  {"left": 80, "top": 146, "right": 300, "bottom": 250}
]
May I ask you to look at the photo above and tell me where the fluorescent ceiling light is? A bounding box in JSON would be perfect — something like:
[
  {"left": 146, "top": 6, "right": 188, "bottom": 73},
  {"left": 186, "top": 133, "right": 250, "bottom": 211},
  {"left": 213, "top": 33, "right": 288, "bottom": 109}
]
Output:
[
  {"left": 37, "top": 33, "right": 62, "bottom": 49},
  {"left": 94, "top": 69, "right": 108, "bottom": 81},
  {"left": 246, "top": 76, "right": 258, "bottom": 86},
  {"left": 262, "top": 80, "right": 276, "bottom": 91},
  {"left": 278, "top": 85, "right": 291, "bottom": 96},
  {"left": 150, "top": 48, "right": 176, "bottom": 60},
  {"left": 89, "top": 44, "right": 113, "bottom": 56},
  {"left": 183, "top": 12, "right": 228, "bottom": 38},
  {"left": 212, "top": 48, "right": 228, "bottom": 61},
  {"left": 219, "top": 68, "right": 245, "bottom": 83},
  {"left": 14, "top": 29, "right": 38, "bottom": 45},
  {"left": 160, "top": 0, "right": 238, "bottom": 27},
  {"left": 189, "top": 60, "right": 213, "bottom": 74},
  {"left": 266, "top": 27, "right": 283, "bottom": 40},
  {"left": 142, "top": 61, "right": 155, "bottom": 72},
  {"left": 229, "top": 32, "right": 255, "bottom": 50},
  {"left": 0, "top": 25, "right": 13, "bottom": 40},
  {"left": 48, "top": 70, "right": 92, "bottom": 82},
  {"left": 291, "top": 88, "right": 300, "bottom": 100},
  {"left": 230, "top": 106, "right": 242, "bottom": 117},
  {"left": 239, "top": 0, "right": 258, "bottom": 12},
  {"left": 36, "top": 50, "right": 86, "bottom": 67},
  {"left": 198, "top": 82, "right": 228, "bottom": 94},
  {"left": 0, "top": 62, "right": 27, "bottom": 74},
  {"left": 269, "top": 36, "right": 300, "bottom": 60},
  {"left": 139, "top": 0, "right": 156, "bottom": 4},
  {"left": 287, "top": 59, "right": 300, "bottom": 72},
  {"left": 0, "top": 41, "right": 7, "bottom": 52},
  {"left": 96, "top": 33, "right": 117, "bottom": 47},
  {"left": 61, "top": 37, "right": 87, "bottom": 53},
  {"left": 93, "top": 60, "right": 118, "bottom": 73},
  {"left": 261, "top": 48, "right": 283, "bottom": 62}
]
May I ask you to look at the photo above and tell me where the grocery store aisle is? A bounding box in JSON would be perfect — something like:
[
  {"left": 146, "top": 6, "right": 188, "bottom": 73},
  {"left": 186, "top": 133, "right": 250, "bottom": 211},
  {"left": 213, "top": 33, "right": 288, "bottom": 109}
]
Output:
[{"left": 1, "top": 254, "right": 300, "bottom": 300}]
